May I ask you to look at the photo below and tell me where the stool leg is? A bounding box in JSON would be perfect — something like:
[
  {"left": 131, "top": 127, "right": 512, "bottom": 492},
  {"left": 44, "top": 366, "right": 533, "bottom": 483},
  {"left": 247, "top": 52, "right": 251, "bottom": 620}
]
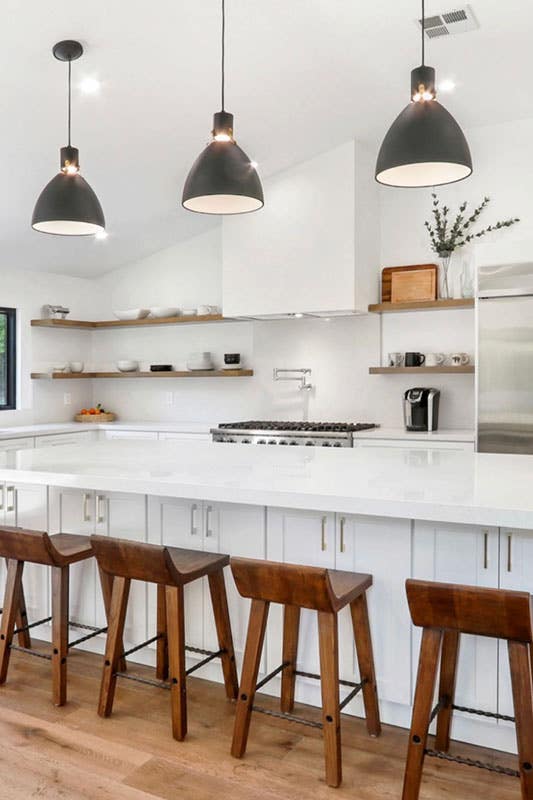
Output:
[
  {"left": 6, "top": 558, "right": 31, "bottom": 648},
  {"left": 350, "top": 593, "right": 381, "bottom": 737},
  {"left": 98, "top": 567, "right": 126, "bottom": 673},
  {"left": 402, "top": 628, "right": 442, "bottom": 800},
  {"left": 0, "top": 559, "right": 24, "bottom": 684},
  {"left": 98, "top": 576, "right": 130, "bottom": 718},
  {"left": 165, "top": 584, "right": 187, "bottom": 741},
  {"left": 508, "top": 640, "right": 533, "bottom": 800},
  {"left": 280, "top": 604, "right": 300, "bottom": 713},
  {"left": 231, "top": 599, "right": 270, "bottom": 759},
  {"left": 51, "top": 565, "right": 69, "bottom": 706},
  {"left": 208, "top": 569, "right": 238, "bottom": 700},
  {"left": 318, "top": 611, "right": 342, "bottom": 788},
  {"left": 435, "top": 630, "right": 460, "bottom": 752},
  {"left": 156, "top": 584, "right": 169, "bottom": 682}
]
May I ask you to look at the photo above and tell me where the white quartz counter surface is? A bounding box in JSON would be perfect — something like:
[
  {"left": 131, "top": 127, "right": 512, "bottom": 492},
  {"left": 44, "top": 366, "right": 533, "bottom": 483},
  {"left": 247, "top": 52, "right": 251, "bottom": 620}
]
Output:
[
  {"left": 0, "top": 439, "right": 531, "bottom": 529},
  {"left": 0, "top": 421, "right": 214, "bottom": 439},
  {"left": 353, "top": 428, "right": 475, "bottom": 442}
]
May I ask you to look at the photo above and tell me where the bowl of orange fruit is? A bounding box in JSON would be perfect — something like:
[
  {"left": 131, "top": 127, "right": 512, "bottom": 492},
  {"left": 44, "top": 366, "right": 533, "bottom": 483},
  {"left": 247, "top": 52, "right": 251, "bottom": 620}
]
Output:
[{"left": 75, "top": 404, "right": 116, "bottom": 423}]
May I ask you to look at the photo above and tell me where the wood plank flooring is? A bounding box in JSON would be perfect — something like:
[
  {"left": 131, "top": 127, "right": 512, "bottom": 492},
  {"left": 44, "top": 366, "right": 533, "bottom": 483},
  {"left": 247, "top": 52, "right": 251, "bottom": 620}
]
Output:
[{"left": 0, "top": 645, "right": 521, "bottom": 799}]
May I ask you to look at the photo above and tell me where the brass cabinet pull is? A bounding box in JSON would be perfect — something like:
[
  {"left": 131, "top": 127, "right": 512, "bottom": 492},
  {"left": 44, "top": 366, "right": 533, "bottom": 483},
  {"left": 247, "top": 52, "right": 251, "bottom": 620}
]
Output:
[
  {"left": 340, "top": 517, "right": 346, "bottom": 553},
  {"left": 6, "top": 486, "right": 15, "bottom": 513},
  {"left": 0, "top": 485, "right": 5, "bottom": 511},
  {"left": 83, "top": 492, "right": 92, "bottom": 522},
  {"left": 507, "top": 533, "right": 513, "bottom": 572},
  {"left": 206, "top": 505, "right": 213, "bottom": 537},
  {"left": 321, "top": 516, "right": 327, "bottom": 552},
  {"left": 483, "top": 530, "right": 488, "bottom": 569},
  {"left": 97, "top": 495, "right": 106, "bottom": 524},
  {"left": 190, "top": 504, "right": 198, "bottom": 536}
]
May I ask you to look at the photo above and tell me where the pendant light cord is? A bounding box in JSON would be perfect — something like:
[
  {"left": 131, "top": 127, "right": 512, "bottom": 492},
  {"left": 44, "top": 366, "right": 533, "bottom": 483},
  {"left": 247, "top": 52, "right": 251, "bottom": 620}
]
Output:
[
  {"left": 221, "top": 0, "right": 225, "bottom": 110},
  {"left": 67, "top": 58, "right": 72, "bottom": 146},
  {"left": 421, "top": 0, "right": 425, "bottom": 65}
]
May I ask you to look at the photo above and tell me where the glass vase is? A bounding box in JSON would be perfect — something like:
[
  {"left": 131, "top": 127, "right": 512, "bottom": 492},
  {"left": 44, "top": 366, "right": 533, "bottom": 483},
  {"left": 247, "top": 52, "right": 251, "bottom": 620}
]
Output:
[{"left": 438, "top": 251, "right": 453, "bottom": 299}]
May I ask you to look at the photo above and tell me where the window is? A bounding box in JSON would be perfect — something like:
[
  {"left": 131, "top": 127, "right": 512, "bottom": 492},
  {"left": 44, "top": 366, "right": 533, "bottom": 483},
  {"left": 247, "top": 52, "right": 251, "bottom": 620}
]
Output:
[{"left": 0, "top": 308, "right": 16, "bottom": 410}]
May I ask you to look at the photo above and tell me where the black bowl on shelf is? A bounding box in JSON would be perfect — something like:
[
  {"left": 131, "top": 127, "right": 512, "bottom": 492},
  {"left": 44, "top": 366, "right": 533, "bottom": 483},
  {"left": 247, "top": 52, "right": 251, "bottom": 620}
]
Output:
[{"left": 150, "top": 364, "right": 173, "bottom": 372}]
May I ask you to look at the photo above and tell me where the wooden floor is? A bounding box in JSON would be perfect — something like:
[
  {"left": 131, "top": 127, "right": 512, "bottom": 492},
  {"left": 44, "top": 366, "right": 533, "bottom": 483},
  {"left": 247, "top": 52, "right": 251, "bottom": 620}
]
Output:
[{"left": 0, "top": 645, "right": 521, "bottom": 800}]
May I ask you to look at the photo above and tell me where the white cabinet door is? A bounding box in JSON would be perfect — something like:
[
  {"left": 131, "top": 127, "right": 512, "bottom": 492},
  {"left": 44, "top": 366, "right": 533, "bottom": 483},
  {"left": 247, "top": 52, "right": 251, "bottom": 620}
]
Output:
[
  {"left": 203, "top": 502, "right": 266, "bottom": 669},
  {"left": 94, "top": 492, "right": 148, "bottom": 648},
  {"left": 336, "top": 515, "right": 412, "bottom": 707},
  {"left": 101, "top": 430, "right": 158, "bottom": 440},
  {"left": 413, "top": 522, "right": 499, "bottom": 717},
  {"left": 0, "top": 437, "right": 34, "bottom": 451},
  {"left": 49, "top": 487, "right": 96, "bottom": 627},
  {"left": 498, "top": 528, "right": 533, "bottom": 722},
  {"left": 267, "top": 508, "right": 336, "bottom": 679},
  {"left": 0, "top": 482, "right": 48, "bottom": 623},
  {"left": 35, "top": 432, "right": 95, "bottom": 447},
  {"left": 147, "top": 496, "right": 205, "bottom": 651}
]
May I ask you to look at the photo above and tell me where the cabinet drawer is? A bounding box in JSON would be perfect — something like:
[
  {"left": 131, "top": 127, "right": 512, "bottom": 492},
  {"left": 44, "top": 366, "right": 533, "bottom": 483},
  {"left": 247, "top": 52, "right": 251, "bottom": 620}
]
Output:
[
  {"left": 35, "top": 432, "right": 95, "bottom": 447},
  {"left": 0, "top": 437, "right": 34, "bottom": 451}
]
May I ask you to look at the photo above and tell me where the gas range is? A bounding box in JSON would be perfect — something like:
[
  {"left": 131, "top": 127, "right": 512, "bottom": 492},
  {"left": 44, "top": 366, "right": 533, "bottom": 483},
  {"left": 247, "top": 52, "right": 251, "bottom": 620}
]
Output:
[{"left": 211, "top": 421, "right": 379, "bottom": 447}]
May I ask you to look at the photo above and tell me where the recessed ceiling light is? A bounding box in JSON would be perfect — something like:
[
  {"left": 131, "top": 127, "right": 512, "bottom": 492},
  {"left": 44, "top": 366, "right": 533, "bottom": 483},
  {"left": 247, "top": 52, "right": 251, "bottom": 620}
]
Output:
[
  {"left": 95, "top": 229, "right": 108, "bottom": 240},
  {"left": 438, "top": 79, "right": 456, "bottom": 92},
  {"left": 79, "top": 76, "right": 101, "bottom": 94}
]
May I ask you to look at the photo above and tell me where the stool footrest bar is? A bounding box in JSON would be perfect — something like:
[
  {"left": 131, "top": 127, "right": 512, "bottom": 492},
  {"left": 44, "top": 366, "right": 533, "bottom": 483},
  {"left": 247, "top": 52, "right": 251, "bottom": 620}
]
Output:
[
  {"left": 13, "top": 615, "right": 52, "bottom": 635},
  {"left": 256, "top": 661, "right": 290, "bottom": 691},
  {"left": 252, "top": 704, "right": 323, "bottom": 730},
  {"left": 425, "top": 748, "right": 519, "bottom": 778},
  {"left": 185, "top": 648, "right": 224, "bottom": 676},
  {"left": 68, "top": 626, "right": 108, "bottom": 649},
  {"left": 10, "top": 644, "right": 52, "bottom": 661},
  {"left": 115, "top": 671, "right": 170, "bottom": 690},
  {"left": 121, "top": 634, "right": 162, "bottom": 659},
  {"left": 294, "top": 669, "right": 362, "bottom": 689},
  {"left": 430, "top": 701, "right": 443, "bottom": 723},
  {"left": 452, "top": 704, "right": 515, "bottom": 723},
  {"left": 339, "top": 682, "right": 364, "bottom": 711}
]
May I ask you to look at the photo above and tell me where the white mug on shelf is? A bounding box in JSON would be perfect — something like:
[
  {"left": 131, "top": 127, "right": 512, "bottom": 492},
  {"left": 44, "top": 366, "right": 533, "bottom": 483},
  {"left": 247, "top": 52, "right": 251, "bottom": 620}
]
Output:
[
  {"left": 425, "top": 353, "right": 445, "bottom": 367},
  {"left": 388, "top": 352, "right": 403, "bottom": 367},
  {"left": 449, "top": 352, "right": 470, "bottom": 366}
]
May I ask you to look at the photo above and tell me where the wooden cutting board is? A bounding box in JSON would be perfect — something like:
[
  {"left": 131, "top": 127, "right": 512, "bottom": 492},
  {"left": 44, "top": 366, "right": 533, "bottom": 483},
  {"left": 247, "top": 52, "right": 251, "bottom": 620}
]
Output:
[{"left": 381, "top": 264, "right": 438, "bottom": 303}]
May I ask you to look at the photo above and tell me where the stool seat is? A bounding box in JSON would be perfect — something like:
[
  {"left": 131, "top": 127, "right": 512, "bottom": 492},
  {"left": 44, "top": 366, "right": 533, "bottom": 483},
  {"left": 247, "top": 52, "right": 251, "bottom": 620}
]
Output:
[
  {"left": 328, "top": 570, "right": 372, "bottom": 609},
  {"left": 166, "top": 547, "right": 229, "bottom": 585},
  {"left": 49, "top": 533, "right": 93, "bottom": 564}
]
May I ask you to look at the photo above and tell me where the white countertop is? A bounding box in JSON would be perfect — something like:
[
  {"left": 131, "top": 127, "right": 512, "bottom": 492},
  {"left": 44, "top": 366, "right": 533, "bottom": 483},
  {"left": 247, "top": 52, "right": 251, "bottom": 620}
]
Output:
[
  {"left": 352, "top": 427, "right": 475, "bottom": 442},
  {"left": 0, "top": 439, "right": 530, "bottom": 529},
  {"left": 0, "top": 421, "right": 214, "bottom": 439}
]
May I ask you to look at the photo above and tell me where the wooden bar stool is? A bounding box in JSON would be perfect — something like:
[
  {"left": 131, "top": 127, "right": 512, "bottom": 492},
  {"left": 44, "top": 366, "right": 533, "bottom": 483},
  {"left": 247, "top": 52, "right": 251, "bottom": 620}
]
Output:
[
  {"left": 403, "top": 578, "right": 533, "bottom": 800},
  {"left": 0, "top": 525, "right": 108, "bottom": 706},
  {"left": 91, "top": 535, "right": 239, "bottom": 741},
  {"left": 230, "top": 557, "right": 381, "bottom": 788}
]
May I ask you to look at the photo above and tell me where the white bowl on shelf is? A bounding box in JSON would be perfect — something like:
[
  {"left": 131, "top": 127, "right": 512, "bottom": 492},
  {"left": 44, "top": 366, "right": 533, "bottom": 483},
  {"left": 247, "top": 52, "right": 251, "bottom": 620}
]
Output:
[
  {"left": 149, "top": 307, "right": 180, "bottom": 318},
  {"left": 116, "top": 360, "right": 139, "bottom": 372},
  {"left": 113, "top": 309, "right": 150, "bottom": 321},
  {"left": 69, "top": 361, "right": 84, "bottom": 373},
  {"left": 181, "top": 308, "right": 197, "bottom": 317},
  {"left": 52, "top": 363, "right": 69, "bottom": 373}
]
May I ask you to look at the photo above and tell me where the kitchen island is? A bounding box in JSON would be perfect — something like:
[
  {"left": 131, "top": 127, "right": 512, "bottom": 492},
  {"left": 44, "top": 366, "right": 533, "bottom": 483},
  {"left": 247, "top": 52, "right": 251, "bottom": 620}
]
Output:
[{"left": 0, "top": 438, "right": 530, "bottom": 755}]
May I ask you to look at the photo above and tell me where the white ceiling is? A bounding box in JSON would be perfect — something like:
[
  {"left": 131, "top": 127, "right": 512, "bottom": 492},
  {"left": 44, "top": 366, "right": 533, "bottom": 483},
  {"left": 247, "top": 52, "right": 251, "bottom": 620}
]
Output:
[{"left": 0, "top": 0, "right": 531, "bottom": 277}]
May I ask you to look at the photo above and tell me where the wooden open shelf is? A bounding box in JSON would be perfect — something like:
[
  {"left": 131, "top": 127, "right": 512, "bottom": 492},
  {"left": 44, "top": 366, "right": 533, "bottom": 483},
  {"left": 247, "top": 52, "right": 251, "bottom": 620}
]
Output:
[
  {"left": 369, "top": 366, "right": 474, "bottom": 375},
  {"left": 368, "top": 298, "right": 474, "bottom": 314},
  {"left": 31, "top": 314, "right": 235, "bottom": 330},
  {"left": 31, "top": 369, "right": 253, "bottom": 380}
]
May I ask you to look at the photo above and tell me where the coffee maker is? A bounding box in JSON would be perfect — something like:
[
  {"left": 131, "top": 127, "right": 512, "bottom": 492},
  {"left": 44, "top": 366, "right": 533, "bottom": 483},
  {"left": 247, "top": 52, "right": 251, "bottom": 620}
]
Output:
[{"left": 403, "top": 388, "right": 440, "bottom": 432}]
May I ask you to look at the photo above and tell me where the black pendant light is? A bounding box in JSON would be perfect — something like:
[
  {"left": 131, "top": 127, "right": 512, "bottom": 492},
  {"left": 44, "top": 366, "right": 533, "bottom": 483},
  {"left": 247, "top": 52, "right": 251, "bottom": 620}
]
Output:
[
  {"left": 182, "top": 0, "right": 263, "bottom": 214},
  {"left": 32, "top": 40, "right": 105, "bottom": 236},
  {"left": 375, "top": 0, "right": 472, "bottom": 188}
]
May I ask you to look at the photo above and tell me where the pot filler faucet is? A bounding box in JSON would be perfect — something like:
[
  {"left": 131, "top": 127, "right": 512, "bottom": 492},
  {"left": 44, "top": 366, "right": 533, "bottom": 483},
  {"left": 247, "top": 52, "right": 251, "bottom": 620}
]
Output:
[{"left": 273, "top": 368, "right": 313, "bottom": 391}]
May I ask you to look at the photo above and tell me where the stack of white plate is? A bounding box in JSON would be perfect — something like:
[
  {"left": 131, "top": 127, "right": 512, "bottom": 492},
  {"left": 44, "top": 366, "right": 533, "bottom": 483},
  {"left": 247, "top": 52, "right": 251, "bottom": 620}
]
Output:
[{"left": 186, "top": 351, "right": 213, "bottom": 371}]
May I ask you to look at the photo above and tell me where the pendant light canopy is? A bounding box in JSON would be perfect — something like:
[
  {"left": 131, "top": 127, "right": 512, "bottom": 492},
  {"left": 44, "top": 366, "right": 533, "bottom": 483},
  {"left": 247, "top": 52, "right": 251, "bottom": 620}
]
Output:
[
  {"left": 32, "top": 40, "right": 105, "bottom": 236},
  {"left": 375, "top": 1, "right": 472, "bottom": 188},
  {"left": 182, "top": 0, "right": 263, "bottom": 215}
]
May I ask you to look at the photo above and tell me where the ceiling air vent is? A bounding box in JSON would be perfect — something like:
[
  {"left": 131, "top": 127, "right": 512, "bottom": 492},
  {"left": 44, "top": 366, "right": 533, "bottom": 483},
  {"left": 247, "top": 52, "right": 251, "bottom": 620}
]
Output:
[{"left": 417, "top": 5, "right": 479, "bottom": 38}]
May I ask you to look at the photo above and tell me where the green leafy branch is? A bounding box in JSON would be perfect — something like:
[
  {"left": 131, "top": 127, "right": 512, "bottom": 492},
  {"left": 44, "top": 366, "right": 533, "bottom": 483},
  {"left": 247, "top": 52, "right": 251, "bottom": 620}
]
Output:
[{"left": 425, "top": 194, "right": 519, "bottom": 255}]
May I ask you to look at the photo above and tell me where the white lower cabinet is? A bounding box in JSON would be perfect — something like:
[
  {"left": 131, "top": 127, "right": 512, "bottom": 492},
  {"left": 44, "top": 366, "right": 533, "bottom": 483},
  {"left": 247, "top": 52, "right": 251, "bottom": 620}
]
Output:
[
  {"left": 147, "top": 497, "right": 265, "bottom": 672},
  {"left": 49, "top": 488, "right": 147, "bottom": 648},
  {"left": 413, "top": 521, "right": 499, "bottom": 723},
  {"left": 0, "top": 437, "right": 34, "bottom": 451},
  {"left": 35, "top": 432, "right": 96, "bottom": 447},
  {"left": 101, "top": 430, "right": 158, "bottom": 441}
]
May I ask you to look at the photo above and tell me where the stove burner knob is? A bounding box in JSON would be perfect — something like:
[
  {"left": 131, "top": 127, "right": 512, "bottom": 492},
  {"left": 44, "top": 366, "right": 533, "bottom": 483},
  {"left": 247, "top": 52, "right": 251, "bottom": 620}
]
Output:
[
  {"left": 333, "top": 442, "right": 342, "bottom": 447},
  {"left": 268, "top": 439, "right": 277, "bottom": 445},
  {"left": 305, "top": 441, "right": 315, "bottom": 446},
  {"left": 322, "top": 441, "right": 331, "bottom": 447},
  {"left": 226, "top": 438, "right": 235, "bottom": 443},
  {"left": 258, "top": 439, "right": 267, "bottom": 444},
  {"left": 242, "top": 439, "right": 251, "bottom": 444},
  {"left": 279, "top": 440, "right": 288, "bottom": 445},
  {"left": 289, "top": 441, "right": 298, "bottom": 445}
]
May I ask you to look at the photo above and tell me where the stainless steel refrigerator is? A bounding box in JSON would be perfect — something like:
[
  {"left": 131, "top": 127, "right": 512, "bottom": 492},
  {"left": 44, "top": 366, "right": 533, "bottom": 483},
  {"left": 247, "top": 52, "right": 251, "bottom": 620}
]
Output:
[{"left": 478, "top": 261, "right": 533, "bottom": 453}]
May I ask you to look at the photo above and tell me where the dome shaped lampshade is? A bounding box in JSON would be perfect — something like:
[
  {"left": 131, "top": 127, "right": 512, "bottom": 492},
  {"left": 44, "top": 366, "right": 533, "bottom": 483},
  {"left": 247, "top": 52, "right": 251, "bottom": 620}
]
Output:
[
  {"left": 182, "top": 139, "right": 264, "bottom": 215},
  {"left": 375, "top": 100, "right": 472, "bottom": 188},
  {"left": 32, "top": 171, "right": 105, "bottom": 235}
]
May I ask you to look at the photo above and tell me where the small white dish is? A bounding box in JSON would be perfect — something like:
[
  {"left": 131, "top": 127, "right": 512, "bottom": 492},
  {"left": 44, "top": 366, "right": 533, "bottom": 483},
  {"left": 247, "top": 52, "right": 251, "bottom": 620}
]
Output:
[
  {"left": 113, "top": 309, "right": 150, "bottom": 321},
  {"left": 52, "top": 363, "right": 69, "bottom": 373},
  {"left": 69, "top": 361, "right": 84, "bottom": 373},
  {"left": 149, "top": 307, "right": 180, "bottom": 318},
  {"left": 116, "top": 360, "right": 139, "bottom": 372},
  {"left": 181, "top": 308, "right": 197, "bottom": 317}
]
